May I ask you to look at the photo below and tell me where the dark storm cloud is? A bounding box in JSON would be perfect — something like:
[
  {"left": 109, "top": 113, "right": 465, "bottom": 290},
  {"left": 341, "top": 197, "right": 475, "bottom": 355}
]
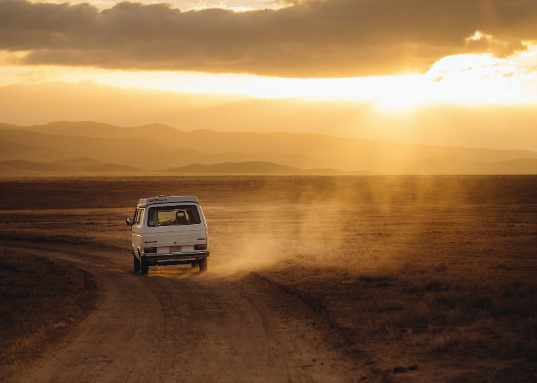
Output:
[{"left": 1, "top": 0, "right": 537, "bottom": 76}]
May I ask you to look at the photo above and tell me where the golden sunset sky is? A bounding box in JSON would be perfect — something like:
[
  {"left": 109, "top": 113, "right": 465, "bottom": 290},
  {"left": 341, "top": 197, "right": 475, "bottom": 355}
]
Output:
[{"left": 1, "top": 0, "right": 537, "bottom": 150}]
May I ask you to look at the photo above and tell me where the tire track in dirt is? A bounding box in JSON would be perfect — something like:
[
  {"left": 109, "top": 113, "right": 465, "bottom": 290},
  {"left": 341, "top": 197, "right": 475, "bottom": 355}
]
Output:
[{"left": 6, "top": 242, "right": 366, "bottom": 383}]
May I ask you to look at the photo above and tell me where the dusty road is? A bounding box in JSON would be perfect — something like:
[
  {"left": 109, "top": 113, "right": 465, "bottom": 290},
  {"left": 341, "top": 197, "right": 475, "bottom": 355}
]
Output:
[{"left": 9, "top": 243, "right": 361, "bottom": 383}]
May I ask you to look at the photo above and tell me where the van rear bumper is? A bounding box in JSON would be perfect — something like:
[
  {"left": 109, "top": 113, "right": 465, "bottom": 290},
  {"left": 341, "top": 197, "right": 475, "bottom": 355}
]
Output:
[{"left": 143, "top": 251, "right": 210, "bottom": 266}]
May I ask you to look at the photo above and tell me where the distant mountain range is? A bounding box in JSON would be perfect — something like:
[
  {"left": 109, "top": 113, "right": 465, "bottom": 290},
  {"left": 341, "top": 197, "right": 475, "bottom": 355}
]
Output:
[{"left": 1, "top": 121, "right": 537, "bottom": 175}]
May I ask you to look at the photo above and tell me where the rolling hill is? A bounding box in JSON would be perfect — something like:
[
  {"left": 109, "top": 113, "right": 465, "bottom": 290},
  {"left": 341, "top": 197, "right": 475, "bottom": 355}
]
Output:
[
  {"left": 1, "top": 121, "right": 536, "bottom": 175},
  {"left": 164, "top": 161, "right": 300, "bottom": 175}
]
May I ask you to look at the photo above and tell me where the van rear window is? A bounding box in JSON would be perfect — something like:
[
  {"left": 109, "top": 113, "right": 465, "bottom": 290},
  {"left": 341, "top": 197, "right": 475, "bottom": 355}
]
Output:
[{"left": 147, "top": 205, "right": 202, "bottom": 227}]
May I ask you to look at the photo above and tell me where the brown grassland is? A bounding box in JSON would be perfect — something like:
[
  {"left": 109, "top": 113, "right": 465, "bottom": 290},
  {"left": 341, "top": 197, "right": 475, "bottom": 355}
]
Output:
[{"left": 0, "top": 176, "right": 536, "bottom": 382}]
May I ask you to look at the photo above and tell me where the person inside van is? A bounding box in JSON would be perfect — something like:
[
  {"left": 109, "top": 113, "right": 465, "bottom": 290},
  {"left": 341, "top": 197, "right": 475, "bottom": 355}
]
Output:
[{"left": 176, "top": 211, "right": 189, "bottom": 225}]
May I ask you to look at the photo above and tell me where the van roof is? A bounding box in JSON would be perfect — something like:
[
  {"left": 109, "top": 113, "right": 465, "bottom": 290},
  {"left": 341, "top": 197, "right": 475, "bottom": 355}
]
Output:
[{"left": 137, "top": 195, "right": 199, "bottom": 207}]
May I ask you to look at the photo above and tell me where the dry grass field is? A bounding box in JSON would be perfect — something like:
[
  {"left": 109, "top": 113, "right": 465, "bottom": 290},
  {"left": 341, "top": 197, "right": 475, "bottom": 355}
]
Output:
[
  {"left": 0, "top": 176, "right": 536, "bottom": 382},
  {"left": 0, "top": 248, "right": 98, "bottom": 376}
]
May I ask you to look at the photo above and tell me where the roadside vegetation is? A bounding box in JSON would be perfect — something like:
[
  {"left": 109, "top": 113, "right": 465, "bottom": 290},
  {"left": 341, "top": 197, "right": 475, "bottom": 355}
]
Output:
[
  {"left": 263, "top": 263, "right": 537, "bottom": 382},
  {"left": 0, "top": 248, "right": 98, "bottom": 379}
]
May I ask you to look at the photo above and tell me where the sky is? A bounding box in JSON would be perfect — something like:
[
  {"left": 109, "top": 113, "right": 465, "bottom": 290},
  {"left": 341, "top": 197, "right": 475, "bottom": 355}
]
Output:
[{"left": 1, "top": 0, "right": 537, "bottom": 150}]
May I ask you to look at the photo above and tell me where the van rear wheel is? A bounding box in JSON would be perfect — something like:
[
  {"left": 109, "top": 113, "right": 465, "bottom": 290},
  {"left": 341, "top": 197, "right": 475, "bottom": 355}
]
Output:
[
  {"left": 199, "top": 258, "right": 208, "bottom": 272},
  {"left": 133, "top": 256, "right": 140, "bottom": 272},
  {"left": 140, "top": 259, "right": 149, "bottom": 275}
]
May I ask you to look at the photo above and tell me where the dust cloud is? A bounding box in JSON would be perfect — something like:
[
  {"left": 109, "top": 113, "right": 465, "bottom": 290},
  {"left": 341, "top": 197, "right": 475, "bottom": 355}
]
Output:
[{"left": 205, "top": 176, "right": 491, "bottom": 276}]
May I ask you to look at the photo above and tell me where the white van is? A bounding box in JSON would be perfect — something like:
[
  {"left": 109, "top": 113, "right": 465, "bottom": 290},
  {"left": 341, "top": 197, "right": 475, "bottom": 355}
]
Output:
[{"left": 126, "top": 195, "right": 209, "bottom": 274}]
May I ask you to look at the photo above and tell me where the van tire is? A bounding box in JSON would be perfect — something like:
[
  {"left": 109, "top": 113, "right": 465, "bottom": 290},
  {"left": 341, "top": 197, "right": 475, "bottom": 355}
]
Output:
[
  {"left": 133, "top": 256, "right": 141, "bottom": 272},
  {"left": 199, "top": 258, "right": 208, "bottom": 272},
  {"left": 140, "top": 259, "right": 149, "bottom": 275}
]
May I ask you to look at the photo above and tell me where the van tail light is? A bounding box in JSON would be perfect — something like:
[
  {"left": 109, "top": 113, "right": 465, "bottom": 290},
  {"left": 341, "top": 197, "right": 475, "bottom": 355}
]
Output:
[
  {"left": 194, "top": 244, "right": 207, "bottom": 250},
  {"left": 144, "top": 247, "right": 157, "bottom": 254}
]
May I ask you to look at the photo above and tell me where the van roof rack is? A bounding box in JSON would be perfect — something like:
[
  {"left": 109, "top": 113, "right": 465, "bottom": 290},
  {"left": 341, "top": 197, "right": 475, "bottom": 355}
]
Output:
[{"left": 137, "top": 195, "right": 199, "bottom": 207}]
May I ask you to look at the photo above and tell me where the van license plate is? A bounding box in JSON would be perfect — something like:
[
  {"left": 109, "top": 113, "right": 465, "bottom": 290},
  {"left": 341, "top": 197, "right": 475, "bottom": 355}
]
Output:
[{"left": 170, "top": 246, "right": 182, "bottom": 253}]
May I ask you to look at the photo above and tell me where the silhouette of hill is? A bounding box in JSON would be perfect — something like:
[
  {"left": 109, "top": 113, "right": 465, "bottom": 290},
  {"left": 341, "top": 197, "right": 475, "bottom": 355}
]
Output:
[
  {"left": 1, "top": 160, "right": 66, "bottom": 173},
  {"left": 0, "top": 159, "right": 144, "bottom": 174},
  {"left": 487, "top": 158, "right": 537, "bottom": 174},
  {"left": 1, "top": 121, "right": 537, "bottom": 175},
  {"left": 164, "top": 161, "right": 299, "bottom": 174},
  {"left": 52, "top": 157, "right": 106, "bottom": 168}
]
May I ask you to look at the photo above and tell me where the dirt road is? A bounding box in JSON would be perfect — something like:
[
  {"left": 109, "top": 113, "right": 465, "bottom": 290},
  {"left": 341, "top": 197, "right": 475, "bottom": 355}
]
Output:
[{"left": 9, "top": 243, "right": 361, "bottom": 383}]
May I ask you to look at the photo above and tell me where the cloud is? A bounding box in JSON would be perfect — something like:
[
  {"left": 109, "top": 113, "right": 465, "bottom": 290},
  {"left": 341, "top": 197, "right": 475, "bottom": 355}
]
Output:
[
  {"left": 27, "top": 1, "right": 286, "bottom": 12},
  {"left": 1, "top": 0, "right": 537, "bottom": 77}
]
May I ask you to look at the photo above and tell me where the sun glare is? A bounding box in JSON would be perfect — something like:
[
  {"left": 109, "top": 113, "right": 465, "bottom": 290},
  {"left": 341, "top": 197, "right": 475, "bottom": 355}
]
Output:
[
  {"left": 465, "top": 30, "right": 494, "bottom": 43},
  {"left": 1, "top": 43, "right": 536, "bottom": 110},
  {"left": 424, "top": 50, "right": 537, "bottom": 105}
]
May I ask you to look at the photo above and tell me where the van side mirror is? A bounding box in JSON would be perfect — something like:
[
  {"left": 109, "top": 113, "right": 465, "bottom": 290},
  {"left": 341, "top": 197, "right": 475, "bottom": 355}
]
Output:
[{"left": 126, "top": 218, "right": 133, "bottom": 226}]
